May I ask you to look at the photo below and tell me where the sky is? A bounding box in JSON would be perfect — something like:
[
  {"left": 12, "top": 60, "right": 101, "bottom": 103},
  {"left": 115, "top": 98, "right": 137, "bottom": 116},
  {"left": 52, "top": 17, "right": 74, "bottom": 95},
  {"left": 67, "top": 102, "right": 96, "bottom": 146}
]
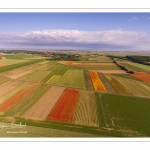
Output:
[{"left": 0, "top": 13, "right": 150, "bottom": 51}]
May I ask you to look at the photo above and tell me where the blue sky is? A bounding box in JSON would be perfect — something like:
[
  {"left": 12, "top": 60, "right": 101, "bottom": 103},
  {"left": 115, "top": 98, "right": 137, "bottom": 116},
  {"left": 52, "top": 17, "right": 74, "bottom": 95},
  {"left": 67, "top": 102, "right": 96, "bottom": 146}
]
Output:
[{"left": 0, "top": 13, "right": 150, "bottom": 51}]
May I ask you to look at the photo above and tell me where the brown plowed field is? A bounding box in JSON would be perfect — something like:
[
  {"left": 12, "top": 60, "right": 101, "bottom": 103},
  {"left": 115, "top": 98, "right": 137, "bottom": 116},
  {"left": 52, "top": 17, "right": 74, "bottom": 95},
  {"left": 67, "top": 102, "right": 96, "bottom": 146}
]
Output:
[
  {"left": 0, "top": 83, "right": 39, "bottom": 113},
  {"left": 131, "top": 72, "right": 150, "bottom": 83},
  {"left": 23, "top": 86, "right": 65, "bottom": 121},
  {"left": 95, "top": 70, "right": 127, "bottom": 74},
  {"left": 0, "top": 81, "right": 22, "bottom": 97}
]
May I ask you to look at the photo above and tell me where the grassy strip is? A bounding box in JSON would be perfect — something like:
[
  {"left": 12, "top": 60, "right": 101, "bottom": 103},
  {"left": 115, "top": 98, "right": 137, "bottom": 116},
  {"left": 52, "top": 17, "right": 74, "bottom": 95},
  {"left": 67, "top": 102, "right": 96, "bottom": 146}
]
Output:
[
  {"left": 95, "top": 92, "right": 107, "bottom": 128},
  {"left": 0, "top": 59, "right": 43, "bottom": 73},
  {"left": 12, "top": 85, "right": 51, "bottom": 117},
  {"left": 12, "top": 117, "right": 124, "bottom": 137},
  {"left": 83, "top": 70, "right": 94, "bottom": 90}
]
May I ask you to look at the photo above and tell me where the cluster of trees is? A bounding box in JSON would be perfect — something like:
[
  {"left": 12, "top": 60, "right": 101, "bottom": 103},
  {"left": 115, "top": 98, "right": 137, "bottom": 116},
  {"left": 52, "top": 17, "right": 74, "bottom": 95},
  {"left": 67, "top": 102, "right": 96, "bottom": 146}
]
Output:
[
  {"left": 107, "top": 55, "right": 126, "bottom": 60},
  {"left": 126, "top": 55, "right": 150, "bottom": 65},
  {"left": 114, "top": 60, "right": 134, "bottom": 74},
  {"left": 47, "top": 53, "right": 80, "bottom": 61}
]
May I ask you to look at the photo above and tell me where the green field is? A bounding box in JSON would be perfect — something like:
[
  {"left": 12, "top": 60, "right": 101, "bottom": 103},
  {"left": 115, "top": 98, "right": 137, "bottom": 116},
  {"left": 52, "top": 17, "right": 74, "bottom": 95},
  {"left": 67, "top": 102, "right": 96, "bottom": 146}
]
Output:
[
  {"left": 0, "top": 59, "right": 43, "bottom": 73},
  {"left": 120, "top": 63, "right": 148, "bottom": 72},
  {"left": 2, "top": 54, "right": 33, "bottom": 60},
  {"left": 101, "top": 93, "right": 150, "bottom": 136},
  {"left": 130, "top": 62, "right": 150, "bottom": 72},
  {"left": 0, "top": 59, "right": 29, "bottom": 65},
  {"left": 21, "top": 70, "right": 51, "bottom": 82},
  {"left": 46, "top": 69, "right": 86, "bottom": 89}
]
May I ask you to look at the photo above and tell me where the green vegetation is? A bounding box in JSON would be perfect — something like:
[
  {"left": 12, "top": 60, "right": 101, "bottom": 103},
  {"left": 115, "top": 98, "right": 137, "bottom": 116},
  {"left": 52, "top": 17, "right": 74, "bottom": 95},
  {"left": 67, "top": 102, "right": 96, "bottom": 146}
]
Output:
[
  {"left": 21, "top": 70, "right": 51, "bottom": 82},
  {"left": 3, "top": 54, "right": 33, "bottom": 60},
  {"left": 46, "top": 69, "right": 86, "bottom": 89},
  {"left": 0, "top": 122, "right": 100, "bottom": 137},
  {"left": 83, "top": 70, "right": 94, "bottom": 90},
  {"left": 0, "top": 59, "right": 43, "bottom": 73},
  {"left": 95, "top": 93, "right": 114, "bottom": 128},
  {"left": 101, "top": 93, "right": 150, "bottom": 136},
  {"left": 120, "top": 63, "right": 148, "bottom": 72},
  {"left": 126, "top": 55, "right": 150, "bottom": 65},
  {"left": 130, "top": 62, "right": 150, "bottom": 72}
]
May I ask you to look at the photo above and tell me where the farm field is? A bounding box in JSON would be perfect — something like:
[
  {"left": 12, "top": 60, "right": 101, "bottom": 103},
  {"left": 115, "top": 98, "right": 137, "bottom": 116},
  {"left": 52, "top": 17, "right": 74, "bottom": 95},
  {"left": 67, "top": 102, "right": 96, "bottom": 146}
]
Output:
[
  {"left": 100, "top": 93, "right": 150, "bottom": 136},
  {"left": 130, "top": 72, "right": 150, "bottom": 83},
  {"left": 46, "top": 69, "right": 86, "bottom": 89},
  {"left": 0, "top": 52, "right": 150, "bottom": 137},
  {"left": 129, "top": 62, "right": 150, "bottom": 72},
  {"left": 104, "top": 74, "right": 133, "bottom": 95},
  {"left": 20, "top": 70, "right": 51, "bottom": 82},
  {"left": 23, "top": 86, "right": 65, "bottom": 121},
  {"left": 89, "top": 70, "right": 107, "bottom": 92},
  {"left": 46, "top": 88, "right": 79, "bottom": 123},
  {"left": 0, "top": 81, "right": 22, "bottom": 97},
  {"left": 112, "top": 76, "right": 150, "bottom": 97},
  {"left": 73, "top": 90, "right": 99, "bottom": 127}
]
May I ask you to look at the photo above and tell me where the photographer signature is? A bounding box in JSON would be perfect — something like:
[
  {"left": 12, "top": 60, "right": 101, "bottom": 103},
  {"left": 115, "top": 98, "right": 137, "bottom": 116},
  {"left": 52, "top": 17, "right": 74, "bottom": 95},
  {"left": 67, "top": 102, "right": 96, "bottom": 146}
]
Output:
[{"left": 0, "top": 122, "right": 26, "bottom": 130}]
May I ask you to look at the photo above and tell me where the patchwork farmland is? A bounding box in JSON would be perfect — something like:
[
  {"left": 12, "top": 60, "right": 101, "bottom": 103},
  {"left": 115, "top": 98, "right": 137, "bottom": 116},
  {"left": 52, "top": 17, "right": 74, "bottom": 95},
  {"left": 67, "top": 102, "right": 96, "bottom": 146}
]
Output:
[{"left": 0, "top": 51, "right": 150, "bottom": 137}]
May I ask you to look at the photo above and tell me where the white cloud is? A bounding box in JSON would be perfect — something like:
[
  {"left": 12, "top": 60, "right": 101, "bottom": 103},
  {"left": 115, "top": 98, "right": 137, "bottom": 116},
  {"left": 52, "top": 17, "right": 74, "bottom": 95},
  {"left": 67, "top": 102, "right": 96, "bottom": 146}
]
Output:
[{"left": 0, "top": 29, "right": 150, "bottom": 50}]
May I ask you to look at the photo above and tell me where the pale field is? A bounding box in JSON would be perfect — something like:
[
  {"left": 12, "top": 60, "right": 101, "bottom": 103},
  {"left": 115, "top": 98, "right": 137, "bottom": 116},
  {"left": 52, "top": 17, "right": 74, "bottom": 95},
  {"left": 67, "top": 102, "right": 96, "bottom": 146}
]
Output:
[
  {"left": 0, "top": 81, "right": 22, "bottom": 97},
  {"left": 23, "top": 86, "right": 65, "bottom": 121}
]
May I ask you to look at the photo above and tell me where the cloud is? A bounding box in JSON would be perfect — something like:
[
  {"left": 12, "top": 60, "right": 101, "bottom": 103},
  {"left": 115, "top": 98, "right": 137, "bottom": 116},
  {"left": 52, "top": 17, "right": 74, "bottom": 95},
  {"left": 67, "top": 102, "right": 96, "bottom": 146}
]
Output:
[
  {"left": 0, "top": 29, "right": 150, "bottom": 50},
  {"left": 128, "top": 17, "right": 139, "bottom": 21},
  {"left": 147, "top": 16, "right": 150, "bottom": 20}
]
